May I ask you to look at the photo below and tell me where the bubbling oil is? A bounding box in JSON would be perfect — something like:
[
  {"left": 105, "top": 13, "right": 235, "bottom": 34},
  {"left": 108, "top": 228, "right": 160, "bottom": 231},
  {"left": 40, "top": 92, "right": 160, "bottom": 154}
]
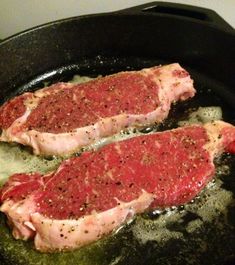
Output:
[
  {"left": 132, "top": 174, "right": 234, "bottom": 245},
  {"left": 178, "top": 106, "right": 223, "bottom": 126}
]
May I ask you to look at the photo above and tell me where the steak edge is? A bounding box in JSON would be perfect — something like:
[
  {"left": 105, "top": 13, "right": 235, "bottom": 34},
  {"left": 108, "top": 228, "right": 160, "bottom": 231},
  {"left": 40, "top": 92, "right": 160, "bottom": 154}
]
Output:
[
  {"left": 0, "top": 63, "right": 195, "bottom": 155},
  {"left": 1, "top": 121, "right": 234, "bottom": 252}
]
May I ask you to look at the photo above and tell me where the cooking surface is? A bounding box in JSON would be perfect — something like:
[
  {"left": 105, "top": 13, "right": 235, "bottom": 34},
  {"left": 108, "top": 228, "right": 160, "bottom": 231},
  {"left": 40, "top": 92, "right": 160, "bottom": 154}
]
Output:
[{"left": 0, "top": 57, "right": 235, "bottom": 264}]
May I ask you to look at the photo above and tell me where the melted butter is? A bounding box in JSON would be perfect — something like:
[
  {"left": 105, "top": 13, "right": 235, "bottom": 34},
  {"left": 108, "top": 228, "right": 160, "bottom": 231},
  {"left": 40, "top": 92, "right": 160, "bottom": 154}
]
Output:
[
  {"left": 178, "top": 106, "right": 222, "bottom": 126},
  {"left": 0, "top": 142, "right": 62, "bottom": 185},
  {"left": 69, "top": 75, "right": 101, "bottom": 84}
]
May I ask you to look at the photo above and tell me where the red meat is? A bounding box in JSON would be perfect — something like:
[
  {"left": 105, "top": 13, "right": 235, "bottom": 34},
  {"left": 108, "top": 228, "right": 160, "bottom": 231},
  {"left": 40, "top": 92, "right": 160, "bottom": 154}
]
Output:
[
  {"left": 0, "top": 121, "right": 234, "bottom": 252},
  {"left": 0, "top": 63, "right": 195, "bottom": 155}
]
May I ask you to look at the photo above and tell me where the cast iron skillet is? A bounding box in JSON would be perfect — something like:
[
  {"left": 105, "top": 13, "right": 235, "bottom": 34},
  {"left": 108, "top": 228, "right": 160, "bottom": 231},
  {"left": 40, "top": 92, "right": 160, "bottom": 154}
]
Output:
[{"left": 0, "top": 2, "right": 235, "bottom": 265}]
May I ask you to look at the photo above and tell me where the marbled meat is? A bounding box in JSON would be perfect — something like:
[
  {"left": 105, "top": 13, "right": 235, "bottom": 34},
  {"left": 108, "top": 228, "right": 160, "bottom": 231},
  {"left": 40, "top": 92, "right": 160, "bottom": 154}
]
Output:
[
  {"left": 0, "top": 63, "right": 195, "bottom": 155},
  {"left": 0, "top": 121, "right": 234, "bottom": 252}
]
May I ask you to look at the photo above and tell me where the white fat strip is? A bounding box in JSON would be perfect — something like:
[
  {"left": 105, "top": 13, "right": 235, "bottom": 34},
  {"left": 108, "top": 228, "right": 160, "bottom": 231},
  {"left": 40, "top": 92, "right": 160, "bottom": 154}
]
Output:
[{"left": 31, "top": 191, "right": 153, "bottom": 251}]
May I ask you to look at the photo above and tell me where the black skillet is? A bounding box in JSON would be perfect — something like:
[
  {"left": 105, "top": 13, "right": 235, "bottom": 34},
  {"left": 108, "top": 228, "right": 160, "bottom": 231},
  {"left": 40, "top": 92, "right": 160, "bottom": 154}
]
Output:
[{"left": 0, "top": 2, "right": 235, "bottom": 265}]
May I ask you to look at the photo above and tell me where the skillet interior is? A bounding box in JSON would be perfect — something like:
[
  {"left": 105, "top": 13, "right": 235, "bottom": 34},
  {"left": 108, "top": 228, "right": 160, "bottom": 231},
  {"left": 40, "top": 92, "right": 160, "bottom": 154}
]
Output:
[
  {"left": 0, "top": 4, "right": 235, "bottom": 265},
  {"left": 0, "top": 56, "right": 235, "bottom": 265}
]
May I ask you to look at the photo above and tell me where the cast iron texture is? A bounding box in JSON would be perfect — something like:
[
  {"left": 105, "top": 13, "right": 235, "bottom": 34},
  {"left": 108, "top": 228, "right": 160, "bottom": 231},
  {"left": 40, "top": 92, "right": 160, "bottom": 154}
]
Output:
[{"left": 0, "top": 2, "right": 234, "bottom": 105}]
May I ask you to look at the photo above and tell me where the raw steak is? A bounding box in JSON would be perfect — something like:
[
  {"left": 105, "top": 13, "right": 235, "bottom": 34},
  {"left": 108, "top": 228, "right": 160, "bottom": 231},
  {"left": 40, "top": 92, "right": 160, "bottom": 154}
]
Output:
[
  {"left": 0, "top": 63, "right": 195, "bottom": 155},
  {"left": 1, "top": 121, "right": 235, "bottom": 252}
]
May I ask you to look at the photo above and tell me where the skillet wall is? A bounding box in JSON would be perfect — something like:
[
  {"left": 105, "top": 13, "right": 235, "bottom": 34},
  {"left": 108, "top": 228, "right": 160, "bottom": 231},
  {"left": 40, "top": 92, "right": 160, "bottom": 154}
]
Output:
[{"left": 0, "top": 12, "right": 235, "bottom": 104}]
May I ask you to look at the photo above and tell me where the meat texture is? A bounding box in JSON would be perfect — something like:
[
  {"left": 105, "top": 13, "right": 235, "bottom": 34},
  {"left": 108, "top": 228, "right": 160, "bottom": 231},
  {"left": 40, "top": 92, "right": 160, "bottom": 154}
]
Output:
[
  {"left": 0, "top": 121, "right": 234, "bottom": 252},
  {"left": 0, "top": 63, "right": 195, "bottom": 155}
]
